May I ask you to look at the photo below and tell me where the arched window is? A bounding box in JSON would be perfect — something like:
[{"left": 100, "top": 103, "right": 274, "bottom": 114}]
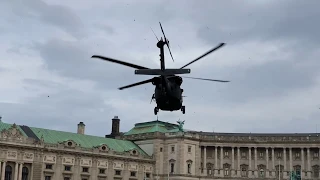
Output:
[
  {"left": 5, "top": 165, "right": 12, "bottom": 180},
  {"left": 22, "top": 167, "right": 29, "bottom": 180},
  {"left": 186, "top": 160, "right": 192, "bottom": 174}
]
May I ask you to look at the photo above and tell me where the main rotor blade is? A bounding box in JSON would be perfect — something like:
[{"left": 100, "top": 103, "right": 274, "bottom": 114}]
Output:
[
  {"left": 181, "top": 76, "right": 230, "bottom": 82},
  {"left": 118, "top": 78, "right": 154, "bottom": 90},
  {"left": 180, "top": 43, "right": 225, "bottom": 69},
  {"left": 159, "top": 22, "right": 174, "bottom": 62},
  {"left": 92, "top": 55, "right": 149, "bottom": 69}
]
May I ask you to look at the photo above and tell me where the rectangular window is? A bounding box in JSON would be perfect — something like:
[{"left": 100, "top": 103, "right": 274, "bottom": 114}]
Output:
[
  {"left": 45, "top": 164, "right": 53, "bottom": 169},
  {"left": 45, "top": 176, "right": 51, "bottom": 180},
  {"left": 115, "top": 170, "right": 121, "bottom": 175},
  {"left": 64, "top": 166, "right": 71, "bottom": 171},
  {"left": 188, "top": 146, "right": 191, "bottom": 153},
  {"left": 146, "top": 173, "right": 150, "bottom": 178},
  {"left": 82, "top": 167, "right": 89, "bottom": 173},
  {"left": 99, "top": 169, "right": 105, "bottom": 174},
  {"left": 259, "top": 152, "right": 264, "bottom": 157},
  {"left": 224, "top": 151, "right": 229, "bottom": 156},
  {"left": 130, "top": 171, "right": 136, "bottom": 176},
  {"left": 171, "top": 146, "right": 175, "bottom": 152}
]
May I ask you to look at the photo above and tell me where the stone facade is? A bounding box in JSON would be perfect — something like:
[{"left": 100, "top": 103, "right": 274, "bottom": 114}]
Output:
[
  {"left": 124, "top": 130, "right": 320, "bottom": 180},
  {"left": 1, "top": 119, "right": 320, "bottom": 180},
  {"left": 0, "top": 123, "right": 153, "bottom": 180}
]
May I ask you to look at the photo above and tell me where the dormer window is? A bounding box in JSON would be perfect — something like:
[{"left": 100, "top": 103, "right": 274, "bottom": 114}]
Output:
[
  {"left": 102, "top": 146, "right": 106, "bottom": 150},
  {"left": 67, "top": 142, "right": 73, "bottom": 146}
]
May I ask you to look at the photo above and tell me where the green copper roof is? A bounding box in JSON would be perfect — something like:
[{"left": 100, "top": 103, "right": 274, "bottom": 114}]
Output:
[
  {"left": 0, "top": 121, "right": 147, "bottom": 155},
  {"left": 124, "top": 120, "right": 180, "bottom": 135},
  {"left": 0, "top": 121, "right": 28, "bottom": 137}
]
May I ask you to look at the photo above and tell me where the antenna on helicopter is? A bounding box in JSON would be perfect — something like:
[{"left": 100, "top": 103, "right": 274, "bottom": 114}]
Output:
[
  {"left": 159, "top": 22, "right": 174, "bottom": 62},
  {"left": 150, "top": 27, "right": 159, "bottom": 41}
]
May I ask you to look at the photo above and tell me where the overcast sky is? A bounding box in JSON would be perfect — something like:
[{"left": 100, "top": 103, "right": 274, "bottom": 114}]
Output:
[{"left": 1, "top": 0, "right": 320, "bottom": 136}]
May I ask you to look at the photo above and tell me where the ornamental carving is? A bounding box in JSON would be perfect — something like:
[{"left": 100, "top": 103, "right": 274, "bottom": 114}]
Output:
[
  {"left": 94, "top": 144, "right": 109, "bottom": 152},
  {"left": 1, "top": 124, "right": 24, "bottom": 140},
  {"left": 128, "top": 163, "right": 138, "bottom": 171},
  {"left": 23, "top": 152, "right": 34, "bottom": 161},
  {"left": 113, "top": 161, "right": 124, "bottom": 170},
  {"left": 7, "top": 151, "right": 17, "bottom": 160},
  {"left": 97, "top": 160, "right": 108, "bottom": 168},
  {"left": 59, "top": 140, "right": 78, "bottom": 148},
  {"left": 80, "top": 158, "right": 92, "bottom": 167},
  {"left": 63, "top": 157, "right": 75, "bottom": 165},
  {"left": 44, "top": 155, "right": 56, "bottom": 163}
]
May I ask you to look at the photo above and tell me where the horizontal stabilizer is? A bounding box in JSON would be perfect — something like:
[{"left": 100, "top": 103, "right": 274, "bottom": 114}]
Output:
[{"left": 135, "top": 69, "right": 191, "bottom": 76}]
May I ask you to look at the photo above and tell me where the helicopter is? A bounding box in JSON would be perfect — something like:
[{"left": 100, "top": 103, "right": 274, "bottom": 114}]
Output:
[{"left": 92, "top": 22, "right": 230, "bottom": 115}]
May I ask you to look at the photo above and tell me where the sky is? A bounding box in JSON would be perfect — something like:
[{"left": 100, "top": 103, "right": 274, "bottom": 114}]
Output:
[{"left": 1, "top": 0, "right": 320, "bottom": 136}]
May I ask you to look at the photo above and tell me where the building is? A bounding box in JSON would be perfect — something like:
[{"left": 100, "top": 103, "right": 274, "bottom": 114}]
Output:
[{"left": 0, "top": 116, "right": 320, "bottom": 180}]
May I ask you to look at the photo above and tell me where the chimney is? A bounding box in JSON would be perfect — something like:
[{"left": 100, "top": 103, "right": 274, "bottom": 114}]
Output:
[
  {"left": 111, "top": 116, "right": 120, "bottom": 136},
  {"left": 77, "top": 122, "right": 85, "bottom": 134}
]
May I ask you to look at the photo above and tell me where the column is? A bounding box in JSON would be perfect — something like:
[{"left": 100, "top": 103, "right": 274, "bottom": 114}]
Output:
[
  {"left": 272, "top": 148, "right": 275, "bottom": 177},
  {"left": 14, "top": 162, "right": 18, "bottom": 180},
  {"left": 301, "top": 148, "right": 305, "bottom": 178},
  {"left": 254, "top": 147, "right": 258, "bottom": 177},
  {"left": 266, "top": 148, "right": 269, "bottom": 178},
  {"left": 1, "top": 161, "right": 6, "bottom": 180},
  {"left": 289, "top": 148, "right": 293, "bottom": 171},
  {"left": 203, "top": 146, "right": 207, "bottom": 175},
  {"left": 220, "top": 147, "right": 224, "bottom": 177},
  {"left": 307, "top": 148, "right": 311, "bottom": 178},
  {"left": 237, "top": 147, "right": 241, "bottom": 177},
  {"left": 214, "top": 146, "right": 218, "bottom": 175},
  {"left": 231, "top": 147, "right": 235, "bottom": 176},
  {"left": 248, "top": 147, "right": 252, "bottom": 178},
  {"left": 283, "top": 148, "right": 286, "bottom": 171},
  {"left": 18, "top": 163, "right": 23, "bottom": 180}
]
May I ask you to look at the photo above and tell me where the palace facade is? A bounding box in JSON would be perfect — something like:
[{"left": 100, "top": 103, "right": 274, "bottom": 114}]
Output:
[{"left": 0, "top": 116, "right": 319, "bottom": 180}]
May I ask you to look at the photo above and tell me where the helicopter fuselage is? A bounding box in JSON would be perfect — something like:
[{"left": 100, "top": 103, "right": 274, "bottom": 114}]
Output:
[{"left": 153, "top": 76, "right": 184, "bottom": 111}]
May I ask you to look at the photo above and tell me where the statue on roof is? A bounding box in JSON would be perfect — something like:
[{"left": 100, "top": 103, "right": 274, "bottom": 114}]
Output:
[{"left": 177, "top": 120, "right": 185, "bottom": 132}]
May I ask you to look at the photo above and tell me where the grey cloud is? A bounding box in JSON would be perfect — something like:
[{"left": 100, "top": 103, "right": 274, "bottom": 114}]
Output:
[
  {"left": 0, "top": 87, "right": 116, "bottom": 136},
  {"left": 3, "top": 0, "right": 85, "bottom": 39},
  {"left": 194, "top": 0, "right": 320, "bottom": 45}
]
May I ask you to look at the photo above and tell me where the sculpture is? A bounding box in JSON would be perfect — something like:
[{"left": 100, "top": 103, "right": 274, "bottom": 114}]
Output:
[{"left": 177, "top": 120, "right": 185, "bottom": 132}]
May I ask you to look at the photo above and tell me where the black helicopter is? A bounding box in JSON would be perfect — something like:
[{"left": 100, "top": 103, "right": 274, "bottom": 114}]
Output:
[{"left": 92, "top": 22, "right": 229, "bottom": 115}]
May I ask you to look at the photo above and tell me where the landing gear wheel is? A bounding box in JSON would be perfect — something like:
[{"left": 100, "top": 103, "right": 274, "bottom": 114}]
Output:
[
  {"left": 154, "top": 107, "right": 159, "bottom": 115},
  {"left": 181, "top": 106, "right": 185, "bottom": 114}
]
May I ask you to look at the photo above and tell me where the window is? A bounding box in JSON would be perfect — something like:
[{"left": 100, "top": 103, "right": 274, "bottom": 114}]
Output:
[
  {"left": 64, "top": 166, "right": 71, "bottom": 171},
  {"left": 45, "top": 176, "right": 51, "bottom": 180},
  {"left": 241, "top": 167, "right": 247, "bottom": 177},
  {"left": 259, "top": 152, "right": 264, "bottom": 158},
  {"left": 82, "top": 167, "right": 88, "bottom": 173},
  {"left": 171, "top": 146, "right": 175, "bottom": 152},
  {"left": 5, "top": 165, "right": 12, "bottom": 180},
  {"left": 295, "top": 152, "right": 300, "bottom": 158},
  {"left": 22, "top": 167, "right": 29, "bottom": 180},
  {"left": 188, "top": 146, "right": 191, "bottom": 153},
  {"left": 170, "top": 163, "right": 174, "bottom": 173},
  {"left": 130, "top": 171, "right": 136, "bottom": 177},
  {"left": 224, "top": 151, "right": 229, "bottom": 157},
  {"left": 45, "top": 164, "right": 53, "bottom": 169},
  {"left": 160, "top": 147, "right": 163, "bottom": 152},
  {"left": 224, "top": 168, "right": 229, "bottom": 176},
  {"left": 241, "top": 152, "right": 246, "bottom": 158},
  {"left": 115, "top": 170, "right": 121, "bottom": 175},
  {"left": 277, "top": 152, "right": 282, "bottom": 158},
  {"left": 99, "top": 169, "right": 105, "bottom": 174},
  {"left": 64, "top": 178, "right": 70, "bottom": 180},
  {"left": 146, "top": 173, "right": 150, "bottom": 178},
  {"left": 259, "top": 169, "right": 265, "bottom": 177},
  {"left": 314, "top": 152, "right": 319, "bottom": 158},
  {"left": 187, "top": 164, "right": 191, "bottom": 174}
]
